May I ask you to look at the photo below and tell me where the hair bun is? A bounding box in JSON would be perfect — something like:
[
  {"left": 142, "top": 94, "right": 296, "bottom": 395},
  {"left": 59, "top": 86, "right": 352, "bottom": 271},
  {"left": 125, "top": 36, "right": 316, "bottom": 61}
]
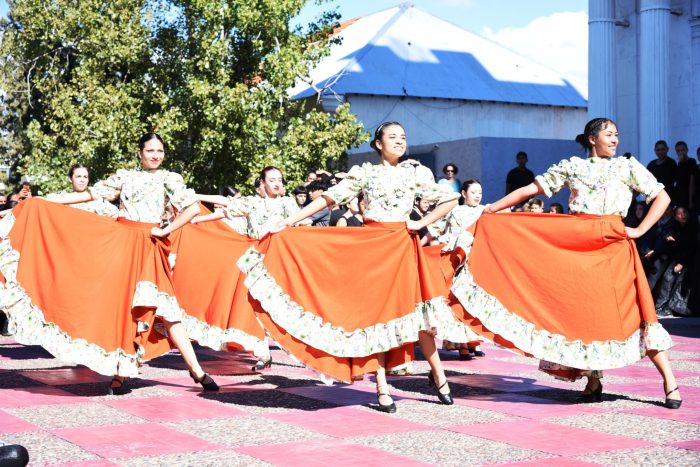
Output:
[{"left": 574, "top": 134, "right": 586, "bottom": 144}]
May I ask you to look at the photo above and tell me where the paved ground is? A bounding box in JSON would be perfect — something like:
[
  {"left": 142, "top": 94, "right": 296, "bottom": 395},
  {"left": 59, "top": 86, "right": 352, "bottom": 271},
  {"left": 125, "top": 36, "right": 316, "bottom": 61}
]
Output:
[{"left": 1, "top": 318, "right": 699, "bottom": 466}]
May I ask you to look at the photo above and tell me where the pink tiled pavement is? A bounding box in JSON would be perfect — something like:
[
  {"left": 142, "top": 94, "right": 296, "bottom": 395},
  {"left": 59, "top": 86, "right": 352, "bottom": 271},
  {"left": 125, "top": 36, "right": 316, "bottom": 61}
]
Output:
[
  {"left": 263, "top": 406, "right": 432, "bottom": 437},
  {"left": 236, "top": 439, "right": 431, "bottom": 467},
  {"left": 449, "top": 420, "right": 654, "bottom": 456},
  {"left": 1, "top": 317, "right": 699, "bottom": 465},
  {"left": 103, "top": 395, "right": 248, "bottom": 422},
  {"left": 51, "top": 423, "right": 222, "bottom": 458}
]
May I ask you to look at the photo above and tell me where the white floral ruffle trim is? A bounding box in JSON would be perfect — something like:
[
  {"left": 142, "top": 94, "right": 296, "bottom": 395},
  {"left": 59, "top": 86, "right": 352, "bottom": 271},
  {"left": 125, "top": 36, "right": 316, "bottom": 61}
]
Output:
[
  {"left": 237, "top": 246, "right": 480, "bottom": 357},
  {"left": 179, "top": 312, "right": 269, "bottom": 358},
  {"left": 451, "top": 265, "right": 673, "bottom": 370},
  {"left": 0, "top": 212, "right": 141, "bottom": 377},
  {"left": 133, "top": 281, "right": 184, "bottom": 323}
]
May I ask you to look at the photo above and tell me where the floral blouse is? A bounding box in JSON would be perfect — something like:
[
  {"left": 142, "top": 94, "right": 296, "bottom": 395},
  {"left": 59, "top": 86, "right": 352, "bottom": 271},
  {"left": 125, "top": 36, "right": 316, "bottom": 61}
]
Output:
[
  {"left": 429, "top": 204, "right": 485, "bottom": 251},
  {"left": 47, "top": 191, "right": 119, "bottom": 218},
  {"left": 535, "top": 156, "right": 664, "bottom": 216},
  {"left": 325, "top": 161, "right": 459, "bottom": 222},
  {"left": 226, "top": 195, "right": 300, "bottom": 239},
  {"left": 91, "top": 168, "right": 197, "bottom": 224}
]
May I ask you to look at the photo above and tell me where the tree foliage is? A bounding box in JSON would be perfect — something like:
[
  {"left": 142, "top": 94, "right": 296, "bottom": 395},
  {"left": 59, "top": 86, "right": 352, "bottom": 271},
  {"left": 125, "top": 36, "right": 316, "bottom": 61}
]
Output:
[{"left": 0, "top": 0, "right": 367, "bottom": 193}]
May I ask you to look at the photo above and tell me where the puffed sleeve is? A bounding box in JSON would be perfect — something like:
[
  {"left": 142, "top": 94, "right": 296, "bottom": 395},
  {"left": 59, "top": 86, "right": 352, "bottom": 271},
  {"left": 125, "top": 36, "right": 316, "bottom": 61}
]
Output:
[
  {"left": 225, "top": 196, "right": 253, "bottom": 218},
  {"left": 627, "top": 157, "right": 664, "bottom": 202},
  {"left": 282, "top": 196, "right": 300, "bottom": 217},
  {"left": 415, "top": 165, "right": 460, "bottom": 205},
  {"left": 164, "top": 171, "right": 198, "bottom": 211},
  {"left": 324, "top": 164, "right": 368, "bottom": 205},
  {"left": 90, "top": 169, "right": 126, "bottom": 201},
  {"left": 535, "top": 158, "right": 573, "bottom": 198}
]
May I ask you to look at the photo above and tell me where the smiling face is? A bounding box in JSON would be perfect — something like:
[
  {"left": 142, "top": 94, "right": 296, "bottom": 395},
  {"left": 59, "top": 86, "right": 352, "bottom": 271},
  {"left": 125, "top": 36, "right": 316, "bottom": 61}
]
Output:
[
  {"left": 70, "top": 167, "right": 89, "bottom": 192},
  {"left": 139, "top": 138, "right": 165, "bottom": 170},
  {"left": 374, "top": 124, "right": 407, "bottom": 162},
  {"left": 589, "top": 123, "right": 618, "bottom": 158},
  {"left": 462, "top": 183, "right": 482, "bottom": 207},
  {"left": 262, "top": 169, "right": 284, "bottom": 198}
]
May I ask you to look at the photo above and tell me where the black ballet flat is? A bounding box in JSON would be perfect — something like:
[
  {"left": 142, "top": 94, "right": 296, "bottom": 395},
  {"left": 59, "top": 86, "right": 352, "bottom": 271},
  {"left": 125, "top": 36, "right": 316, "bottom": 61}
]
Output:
[
  {"left": 189, "top": 370, "right": 219, "bottom": 391},
  {"left": 470, "top": 349, "right": 486, "bottom": 357},
  {"left": 107, "top": 377, "right": 129, "bottom": 396},
  {"left": 428, "top": 372, "right": 454, "bottom": 405},
  {"left": 0, "top": 442, "right": 29, "bottom": 467},
  {"left": 579, "top": 381, "right": 603, "bottom": 403},
  {"left": 664, "top": 386, "right": 682, "bottom": 409},
  {"left": 458, "top": 349, "right": 473, "bottom": 361},
  {"left": 376, "top": 392, "right": 397, "bottom": 413},
  {"left": 252, "top": 357, "right": 272, "bottom": 371}
]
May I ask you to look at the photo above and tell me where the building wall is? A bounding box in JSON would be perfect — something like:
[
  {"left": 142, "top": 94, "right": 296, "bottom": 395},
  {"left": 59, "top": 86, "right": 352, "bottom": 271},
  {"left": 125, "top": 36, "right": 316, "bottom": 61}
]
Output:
[
  {"left": 342, "top": 95, "right": 588, "bottom": 156},
  {"left": 610, "top": 0, "right": 698, "bottom": 162}
]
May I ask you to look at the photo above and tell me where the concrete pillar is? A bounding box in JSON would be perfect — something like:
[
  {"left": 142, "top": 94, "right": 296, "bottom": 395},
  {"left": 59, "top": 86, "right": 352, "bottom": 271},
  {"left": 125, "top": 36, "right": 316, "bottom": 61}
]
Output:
[
  {"left": 588, "top": 0, "right": 617, "bottom": 120},
  {"left": 639, "top": 0, "right": 671, "bottom": 163}
]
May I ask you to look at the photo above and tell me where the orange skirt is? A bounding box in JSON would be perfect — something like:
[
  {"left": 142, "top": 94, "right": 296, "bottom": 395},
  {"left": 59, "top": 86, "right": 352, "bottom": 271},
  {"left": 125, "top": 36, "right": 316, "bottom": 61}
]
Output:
[
  {"left": 0, "top": 198, "right": 183, "bottom": 377},
  {"left": 169, "top": 220, "right": 268, "bottom": 357},
  {"left": 238, "top": 222, "right": 465, "bottom": 382},
  {"left": 451, "top": 212, "right": 673, "bottom": 371}
]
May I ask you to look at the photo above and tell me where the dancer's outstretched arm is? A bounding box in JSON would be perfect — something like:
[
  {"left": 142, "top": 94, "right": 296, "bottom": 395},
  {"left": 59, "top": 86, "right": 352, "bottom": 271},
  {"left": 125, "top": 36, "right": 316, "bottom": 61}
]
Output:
[
  {"left": 406, "top": 198, "right": 458, "bottom": 232},
  {"left": 152, "top": 202, "right": 201, "bottom": 237},
  {"left": 484, "top": 182, "right": 542, "bottom": 213},
  {"left": 191, "top": 211, "right": 226, "bottom": 224},
  {"left": 45, "top": 191, "right": 94, "bottom": 205},
  {"left": 274, "top": 196, "right": 331, "bottom": 231},
  {"left": 196, "top": 194, "right": 229, "bottom": 206}
]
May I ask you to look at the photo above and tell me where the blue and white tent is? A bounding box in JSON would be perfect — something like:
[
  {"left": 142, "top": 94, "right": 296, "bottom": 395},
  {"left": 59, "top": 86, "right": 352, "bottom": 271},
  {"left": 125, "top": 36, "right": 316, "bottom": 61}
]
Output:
[{"left": 292, "top": 3, "right": 586, "bottom": 108}]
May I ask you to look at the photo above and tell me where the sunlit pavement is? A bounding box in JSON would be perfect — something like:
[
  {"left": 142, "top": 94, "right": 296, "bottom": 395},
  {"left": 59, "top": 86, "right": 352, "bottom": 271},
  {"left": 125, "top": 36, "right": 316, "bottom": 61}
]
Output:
[{"left": 1, "top": 318, "right": 699, "bottom": 466}]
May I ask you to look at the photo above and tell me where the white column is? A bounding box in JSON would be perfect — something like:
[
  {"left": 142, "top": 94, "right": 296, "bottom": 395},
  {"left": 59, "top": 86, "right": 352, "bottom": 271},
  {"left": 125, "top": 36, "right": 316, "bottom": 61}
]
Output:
[
  {"left": 639, "top": 0, "right": 670, "bottom": 163},
  {"left": 588, "top": 0, "right": 617, "bottom": 120}
]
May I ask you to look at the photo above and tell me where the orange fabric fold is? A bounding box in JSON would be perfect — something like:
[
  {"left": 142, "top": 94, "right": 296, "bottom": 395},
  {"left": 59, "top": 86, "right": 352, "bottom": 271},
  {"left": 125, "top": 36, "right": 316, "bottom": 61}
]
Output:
[
  {"left": 467, "top": 212, "right": 657, "bottom": 345},
  {"left": 4, "top": 199, "right": 177, "bottom": 370}
]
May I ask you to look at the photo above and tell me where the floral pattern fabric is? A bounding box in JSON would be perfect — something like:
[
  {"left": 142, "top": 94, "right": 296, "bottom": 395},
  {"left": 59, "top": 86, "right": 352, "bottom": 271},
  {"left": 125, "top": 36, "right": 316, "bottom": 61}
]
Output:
[
  {"left": 535, "top": 155, "right": 664, "bottom": 215},
  {"left": 429, "top": 204, "right": 485, "bottom": 252},
  {"left": 325, "top": 161, "right": 459, "bottom": 222},
  {"left": 47, "top": 191, "right": 119, "bottom": 218},
  {"left": 91, "top": 168, "right": 197, "bottom": 223},
  {"left": 226, "top": 196, "right": 300, "bottom": 239}
]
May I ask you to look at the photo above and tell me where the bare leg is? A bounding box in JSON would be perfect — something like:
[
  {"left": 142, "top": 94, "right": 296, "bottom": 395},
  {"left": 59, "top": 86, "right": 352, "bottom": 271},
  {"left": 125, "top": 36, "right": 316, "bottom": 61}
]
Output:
[
  {"left": 375, "top": 352, "right": 393, "bottom": 406},
  {"left": 163, "top": 320, "right": 205, "bottom": 378},
  {"left": 418, "top": 331, "right": 450, "bottom": 395},
  {"left": 648, "top": 349, "right": 681, "bottom": 401}
]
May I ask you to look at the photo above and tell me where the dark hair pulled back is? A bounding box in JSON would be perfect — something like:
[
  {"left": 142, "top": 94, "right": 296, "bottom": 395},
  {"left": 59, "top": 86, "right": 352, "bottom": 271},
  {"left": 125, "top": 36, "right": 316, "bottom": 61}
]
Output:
[
  {"left": 575, "top": 118, "right": 616, "bottom": 152},
  {"left": 138, "top": 133, "right": 164, "bottom": 150},
  {"left": 68, "top": 163, "right": 88, "bottom": 178},
  {"left": 370, "top": 121, "right": 404, "bottom": 153}
]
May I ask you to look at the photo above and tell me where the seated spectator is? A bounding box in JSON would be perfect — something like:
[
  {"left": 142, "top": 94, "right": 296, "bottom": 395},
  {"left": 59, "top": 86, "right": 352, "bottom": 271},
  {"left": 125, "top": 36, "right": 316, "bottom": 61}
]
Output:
[
  {"left": 438, "top": 163, "right": 461, "bottom": 192},
  {"left": 653, "top": 206, "right": 697, "bottom": 317},
  {"left": 523, "top": 198, "right": 544, "bottom": 213},
  {"left": 548, "top": 202, "right": 565, "bottom": 214}
]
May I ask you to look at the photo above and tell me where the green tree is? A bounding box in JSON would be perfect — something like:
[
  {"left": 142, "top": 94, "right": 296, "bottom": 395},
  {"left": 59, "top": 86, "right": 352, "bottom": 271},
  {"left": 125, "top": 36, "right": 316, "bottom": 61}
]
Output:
[{"left": 0, "top": 0, "right": 367, "bottom": 194}]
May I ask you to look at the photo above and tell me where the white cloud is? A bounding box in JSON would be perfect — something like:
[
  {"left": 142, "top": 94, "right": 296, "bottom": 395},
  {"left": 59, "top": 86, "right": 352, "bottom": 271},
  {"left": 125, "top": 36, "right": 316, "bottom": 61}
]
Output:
[{"left": 480, "top": 11, "right": 588, "bottom": 98}]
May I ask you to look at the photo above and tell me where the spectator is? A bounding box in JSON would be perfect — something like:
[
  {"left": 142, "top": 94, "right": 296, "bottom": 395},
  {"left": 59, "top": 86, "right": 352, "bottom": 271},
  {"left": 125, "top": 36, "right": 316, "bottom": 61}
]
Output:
[
  {"left": 336, "top": 193, "right": 365, "bottom": 227},
  {"left": 646, "top": 205, "right": 679, "bottom": 291},
  {"left": 647, "top": 140, "right": 678, "bottom": 202},
  {"left": 653, "top": 206, "right": 697, "bottom": 317},
  {"left": 523, "top": 198, "right": 544, "bottom": 213},
  {"left": 13, "top": 181, "right": 32, "bottom": 203},
  {"left": 438, "top": 163, "right": 461, "bottom": 192},
  {"left": 409, "top": 197, "right": 432, "bottom": 245},
  {"left": 306, "top": 180, "right": 330, "bottom": 226},
  {"left": 505, "top": 151, "right": 535, "bottom": 195},
  {"left": 292, "top": 185, "right": 308, "bottom": 209},
  {"left": 548, "top": 202, "right": 565, "bottom": 214},
  {"left": 674, "top": 141, "right": 696, "bottom": 211}
]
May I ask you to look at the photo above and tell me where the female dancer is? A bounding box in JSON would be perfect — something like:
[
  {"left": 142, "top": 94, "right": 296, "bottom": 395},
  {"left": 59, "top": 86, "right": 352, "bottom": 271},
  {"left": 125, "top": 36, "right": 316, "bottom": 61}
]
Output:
[
  {"left": 178, "top": 166, "right": 305, "bottom": 370},
  {"left": 457, "top": 118, "right": 681, "bottom": 408},
  {"left": 1, "top": 133, "right": 218, "bottom": 395},
  {"left": 429, "top": 179, "right": 486, "bottom": 360},
  {"left": 47, "top": 164, "right": 118, "bottom": 217},
  {"left": 244, "top": 122, "right": 461, "bottom": 412}
]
